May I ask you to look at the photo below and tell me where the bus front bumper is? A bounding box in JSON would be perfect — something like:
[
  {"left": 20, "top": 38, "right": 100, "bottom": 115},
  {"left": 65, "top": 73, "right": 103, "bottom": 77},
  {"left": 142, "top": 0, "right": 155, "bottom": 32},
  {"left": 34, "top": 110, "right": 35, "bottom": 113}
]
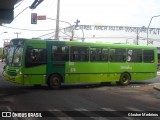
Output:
[{"left": 5, "top": 74, "right": 23, "bottom": 84}]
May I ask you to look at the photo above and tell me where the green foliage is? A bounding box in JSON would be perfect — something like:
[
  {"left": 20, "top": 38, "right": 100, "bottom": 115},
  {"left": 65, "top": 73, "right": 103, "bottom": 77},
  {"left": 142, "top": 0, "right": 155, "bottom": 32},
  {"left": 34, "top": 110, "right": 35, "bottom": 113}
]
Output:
[
  {"left": 0, "top": 48, "right": 3, "bottom": 58},
  {"left": 0, "top": 47, "right": 6, "bottom": 59}
]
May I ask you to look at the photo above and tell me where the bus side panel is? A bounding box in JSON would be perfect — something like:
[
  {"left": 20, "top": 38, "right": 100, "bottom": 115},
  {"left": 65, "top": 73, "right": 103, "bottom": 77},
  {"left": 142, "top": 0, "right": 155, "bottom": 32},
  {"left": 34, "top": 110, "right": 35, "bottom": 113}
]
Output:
[
  {"left": 23, "top": 65, "right": 46, "bottom": 85},
  {"left": 108, "top": 62, "right": 157, "bottom": 81},
  {"left": 65, "top": 62, "right": 113, "bottom": 83},
  {"left": 131, "top": 63, "right": 157, "bottom": 81}
]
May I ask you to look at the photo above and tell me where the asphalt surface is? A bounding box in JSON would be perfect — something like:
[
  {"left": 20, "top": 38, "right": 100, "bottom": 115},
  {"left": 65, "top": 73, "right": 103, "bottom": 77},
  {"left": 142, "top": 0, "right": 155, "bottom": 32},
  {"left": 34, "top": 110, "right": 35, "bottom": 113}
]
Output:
[{"left": 153, "top": 71, "right": 160, "bottom": 91}]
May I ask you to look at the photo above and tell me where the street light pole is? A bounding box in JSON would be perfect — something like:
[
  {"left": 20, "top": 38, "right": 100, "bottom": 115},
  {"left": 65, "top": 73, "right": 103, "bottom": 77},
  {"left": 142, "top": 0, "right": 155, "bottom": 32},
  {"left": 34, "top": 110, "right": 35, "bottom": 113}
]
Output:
[
  {"left": 135, "top": 26, "right": 145, "bottom": 45},
  {"left": 147, "top": 15, "right": 160, "bottom": 45}
]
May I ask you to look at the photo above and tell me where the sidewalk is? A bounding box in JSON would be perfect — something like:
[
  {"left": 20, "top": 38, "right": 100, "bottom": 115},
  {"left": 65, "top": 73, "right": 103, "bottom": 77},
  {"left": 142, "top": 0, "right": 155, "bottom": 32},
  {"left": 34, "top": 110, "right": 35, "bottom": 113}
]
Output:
[
  {"left": 0, "top": 61, "right": 5, "bottom": 66},
  {"left": 0, "top": 62, "right": 5, "bottom": 71},
  {"left": 153, "top": 83, "right": 160, "bottom": 91},
  {"left": 154, "top": 71, "right": 160, "bottom": 91}
]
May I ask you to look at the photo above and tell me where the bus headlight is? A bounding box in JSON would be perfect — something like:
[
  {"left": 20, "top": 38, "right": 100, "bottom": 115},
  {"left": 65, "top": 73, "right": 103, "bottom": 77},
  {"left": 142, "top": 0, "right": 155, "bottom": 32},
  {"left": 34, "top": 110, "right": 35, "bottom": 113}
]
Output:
[{"left": 19, "top": 70, "right": 23, "bottom": 75}]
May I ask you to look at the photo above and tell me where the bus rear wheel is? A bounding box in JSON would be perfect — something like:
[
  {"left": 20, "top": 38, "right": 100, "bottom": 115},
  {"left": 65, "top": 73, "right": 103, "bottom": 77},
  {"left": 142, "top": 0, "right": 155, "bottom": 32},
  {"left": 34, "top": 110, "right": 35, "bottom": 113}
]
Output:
[
  {"left": 118, "top": 73, "right": 130, "bottom": 86},
  {"left": 48, "top": 74, "right": 61, "bottom": 89}
]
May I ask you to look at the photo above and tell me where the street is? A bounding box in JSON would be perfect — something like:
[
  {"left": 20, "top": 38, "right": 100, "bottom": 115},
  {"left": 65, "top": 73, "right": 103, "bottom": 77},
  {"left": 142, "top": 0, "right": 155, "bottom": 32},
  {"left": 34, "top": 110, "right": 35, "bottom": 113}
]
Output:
[{"left": 0, "top": 62, "right": 160, "bottom": 120}]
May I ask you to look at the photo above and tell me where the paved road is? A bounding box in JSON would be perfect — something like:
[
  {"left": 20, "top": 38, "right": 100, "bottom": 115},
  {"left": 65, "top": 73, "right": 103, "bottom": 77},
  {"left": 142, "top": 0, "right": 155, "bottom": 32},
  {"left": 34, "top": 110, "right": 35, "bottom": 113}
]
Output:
[{"left": 0, "top": 62, "right": 4, "bottom": 72}]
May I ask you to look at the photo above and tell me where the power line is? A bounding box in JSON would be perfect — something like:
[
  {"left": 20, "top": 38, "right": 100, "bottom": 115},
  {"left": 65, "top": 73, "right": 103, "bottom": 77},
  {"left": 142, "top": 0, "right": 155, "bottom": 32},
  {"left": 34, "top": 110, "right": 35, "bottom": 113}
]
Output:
[
  {"left": 1, "top": 25, "right": 56, "bottom": 31},
  {"left": 14, "top": 0, "right": 44, "bottom": 21},
  {"left": 1, "top": 23, "right": 69, "bottom": 32},
  {"left": 47, "top": 18, "right": 72, "bottom": 26},
  {"left": 37, "top": 28, "right": 68, "bottom": 39},
  {"left": 14, "top": 7, "right": 29, "bottom": 20},
  {"left": 37, "top": 31, "right": 55, "bottom": 38},
  {"left": 59, "top": 30, "right": 72, "bottom": 37},
  {"left": 14, "top": 0, "right": 25, "bottom": 9}
]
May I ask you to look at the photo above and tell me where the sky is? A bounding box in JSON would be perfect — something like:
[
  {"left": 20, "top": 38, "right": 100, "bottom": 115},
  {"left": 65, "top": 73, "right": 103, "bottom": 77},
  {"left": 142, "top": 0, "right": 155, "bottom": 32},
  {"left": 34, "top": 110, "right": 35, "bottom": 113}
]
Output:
[{"left": 0, "top": 0, "right": 160, "bottom": 47}]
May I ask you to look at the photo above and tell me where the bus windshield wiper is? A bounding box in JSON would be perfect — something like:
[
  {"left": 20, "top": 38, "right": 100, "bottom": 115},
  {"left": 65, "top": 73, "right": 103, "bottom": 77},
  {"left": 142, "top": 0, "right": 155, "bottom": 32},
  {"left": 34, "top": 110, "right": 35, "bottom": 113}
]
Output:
[{"left": 11, "top": 46, "right": 20, "bottom": 66}]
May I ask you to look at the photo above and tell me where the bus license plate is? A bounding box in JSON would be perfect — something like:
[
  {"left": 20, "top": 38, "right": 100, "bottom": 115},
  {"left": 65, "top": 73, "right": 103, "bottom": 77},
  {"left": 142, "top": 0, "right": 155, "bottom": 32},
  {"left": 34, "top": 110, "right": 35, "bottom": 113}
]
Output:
[{"left": 9, "top": 76, "right": 15, "bottom": 80}]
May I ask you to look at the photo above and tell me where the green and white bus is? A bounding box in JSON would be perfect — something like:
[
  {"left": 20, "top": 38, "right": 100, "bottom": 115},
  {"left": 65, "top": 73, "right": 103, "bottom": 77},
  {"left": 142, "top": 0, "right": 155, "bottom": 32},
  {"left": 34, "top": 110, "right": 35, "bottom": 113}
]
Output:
[{"left": 4, "top": 38, "right": 158, "bottom": 89}]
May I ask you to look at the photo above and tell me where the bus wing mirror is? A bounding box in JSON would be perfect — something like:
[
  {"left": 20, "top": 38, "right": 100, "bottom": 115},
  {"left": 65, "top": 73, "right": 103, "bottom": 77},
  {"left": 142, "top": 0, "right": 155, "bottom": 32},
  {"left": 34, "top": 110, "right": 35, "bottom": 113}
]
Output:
[{"left": 3, "top": 65, "right": 6, "bottom": 70}]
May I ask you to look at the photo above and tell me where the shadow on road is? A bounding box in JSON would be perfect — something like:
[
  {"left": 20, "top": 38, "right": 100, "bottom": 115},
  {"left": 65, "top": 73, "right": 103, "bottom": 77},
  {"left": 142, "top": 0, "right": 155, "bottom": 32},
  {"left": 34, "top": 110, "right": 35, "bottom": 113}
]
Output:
[
  {"left": 6, "top": 80, "right": 154, "bottom": 91},
  {"left": 0, "top": 80, "right": 156, "bottom": 91}
]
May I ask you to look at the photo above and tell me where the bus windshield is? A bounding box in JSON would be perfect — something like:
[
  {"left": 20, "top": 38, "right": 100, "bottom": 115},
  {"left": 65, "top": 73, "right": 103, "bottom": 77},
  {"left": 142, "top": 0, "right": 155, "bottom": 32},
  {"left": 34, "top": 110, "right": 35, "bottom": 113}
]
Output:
[{"left": 6, "top": 46, "right": 23, "bottom": 67}]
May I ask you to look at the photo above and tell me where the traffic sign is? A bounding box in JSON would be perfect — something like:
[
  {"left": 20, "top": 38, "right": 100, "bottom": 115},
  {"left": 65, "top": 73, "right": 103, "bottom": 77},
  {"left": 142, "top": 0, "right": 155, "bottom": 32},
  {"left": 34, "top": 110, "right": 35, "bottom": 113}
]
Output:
[{"left": 37, "top": 15, "right": 46, "bottom": 20}]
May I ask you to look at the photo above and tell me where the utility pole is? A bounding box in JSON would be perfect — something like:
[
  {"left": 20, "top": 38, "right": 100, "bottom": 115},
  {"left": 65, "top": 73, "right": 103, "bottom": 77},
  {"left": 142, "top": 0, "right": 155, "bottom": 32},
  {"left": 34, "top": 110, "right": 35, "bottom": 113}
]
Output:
[
  {"left": 14, "top": 32, "right": 21, "bottom": 38},
  {"left": 136, "top": 30, "right": 139, "bottom": 45},
  {"left": 74, "top": 19, "right": 80, "bottom": 27},
  {"left": 135, "top": 26, "right": 145, "bottom": 45},
  {"left": 55, "top": 0, "right": 60, "bottom": 40}
]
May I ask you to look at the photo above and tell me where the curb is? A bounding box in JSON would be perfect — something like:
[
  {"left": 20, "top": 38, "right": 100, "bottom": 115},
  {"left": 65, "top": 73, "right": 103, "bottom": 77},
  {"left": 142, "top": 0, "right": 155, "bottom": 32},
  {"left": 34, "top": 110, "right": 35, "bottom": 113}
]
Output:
[{"left": 153, "top": 85, "right": 160, "bottom": 91}]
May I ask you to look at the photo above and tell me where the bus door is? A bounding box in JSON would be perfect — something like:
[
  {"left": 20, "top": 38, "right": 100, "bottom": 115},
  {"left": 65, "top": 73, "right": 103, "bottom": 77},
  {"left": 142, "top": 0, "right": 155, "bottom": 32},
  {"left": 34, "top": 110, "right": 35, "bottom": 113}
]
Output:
[{"left": 47, "top": 44, "right": 69, "bottom": 82}]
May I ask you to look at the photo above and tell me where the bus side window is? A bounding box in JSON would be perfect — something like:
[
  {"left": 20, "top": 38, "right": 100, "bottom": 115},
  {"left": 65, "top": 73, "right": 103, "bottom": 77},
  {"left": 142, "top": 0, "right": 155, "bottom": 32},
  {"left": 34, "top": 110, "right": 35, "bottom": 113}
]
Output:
[
  {"left": 38, "top": 49, "right": 47, "bottom": 62},
  {"left": 127, "top": 50, "right": 132, "bottom": 62},
  {"left": 90, "top": 48, "right": 96, "bottom": 61},
  {"left": 79, "top": 47, "right": 89, "bottom": 61},
  {"left": 109, "top": 48, "right": 126, "bottom": 62},
  {"left": 52, "top": 45, "right": 69, "bottom": 61},
  {"left": 31, "top": 49, "right": 37, "bottom": 62},
  {"left": 127, "top": 55, "right": 132, "bottom": 62},
  {"left": 73, "top": 49, "right": 78, "bottom": 61},
  {"left": 26, "top": 48, "right": 47, "bottom": 67},
  {"left": 102, "top": 49, "right": 108, "bottom": 61},
  {"left": 109, "top": 49, "right": 115, "bottom": 62},
  {"left": 90, "top": 47, "right": 108, "bottom": 62},
  {"left": 70, "top": 46, "right": 89, "bottom": 62},
  {"left": 143, "top": 50, "right": 154, "bottom": 63},
  {"left": 127, "top": 49, "right": 142, "bottom": 63},
  {"left": 70, "top": 47, "right": 76, "bottom": 61},
  {"left": 62, "top": 46, "right": 69, "bottom": 61}
]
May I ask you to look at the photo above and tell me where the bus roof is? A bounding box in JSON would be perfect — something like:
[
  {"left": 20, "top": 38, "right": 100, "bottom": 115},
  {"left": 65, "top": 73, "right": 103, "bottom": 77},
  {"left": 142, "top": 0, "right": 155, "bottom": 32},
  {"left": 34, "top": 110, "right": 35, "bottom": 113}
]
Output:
[{"left": 10, "top": 38, "right": 157, "bottom": 49}]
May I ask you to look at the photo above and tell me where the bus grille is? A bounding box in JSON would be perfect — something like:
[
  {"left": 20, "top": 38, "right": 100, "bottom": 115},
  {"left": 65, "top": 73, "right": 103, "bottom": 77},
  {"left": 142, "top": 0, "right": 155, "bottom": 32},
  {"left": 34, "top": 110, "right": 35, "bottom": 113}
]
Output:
[{"left": 7, "top": 69, "right": 17, "bottom": 76}]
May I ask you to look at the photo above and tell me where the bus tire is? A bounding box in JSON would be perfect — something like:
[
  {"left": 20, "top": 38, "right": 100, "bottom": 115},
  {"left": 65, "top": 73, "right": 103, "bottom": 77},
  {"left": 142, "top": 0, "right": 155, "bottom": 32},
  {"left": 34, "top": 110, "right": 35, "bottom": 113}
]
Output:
[
  {"left": 48, "top": 74, "right": 61, "bottom": 89},
  {"left": 118, "top": 73, "right": 130, "bottom": 86}
]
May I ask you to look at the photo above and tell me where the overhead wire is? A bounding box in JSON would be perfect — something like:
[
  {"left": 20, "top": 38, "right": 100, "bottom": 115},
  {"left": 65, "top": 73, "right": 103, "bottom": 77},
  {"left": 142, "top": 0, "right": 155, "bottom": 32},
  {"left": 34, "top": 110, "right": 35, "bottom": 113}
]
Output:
[
  {"left": 1, "top": 25, "right": 56, "bottom": 31},
  {"left": 14, "top": 6, "right": 29, "bottom": 20},
  {"left": 37, "top": 27, "right": 69, "bottom": 39},
  {"left": 37, "top": 31, "right": 55, "bottom": 38},
  {"left": 14, "top": 0, "right": 25, "bottom": 9},
  {"left": 59, "top": 31, "right": 71, "bottom": 37}
]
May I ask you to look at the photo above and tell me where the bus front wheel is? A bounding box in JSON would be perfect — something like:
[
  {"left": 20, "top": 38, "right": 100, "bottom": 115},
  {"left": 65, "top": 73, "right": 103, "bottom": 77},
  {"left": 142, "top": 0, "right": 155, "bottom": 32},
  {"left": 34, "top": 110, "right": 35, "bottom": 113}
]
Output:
[
  {"left": 48, "top": 74, "right": 61, "bottom": 89},
  {"left": 118, "top": 73, "right": 130, "bottom": 86}
]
